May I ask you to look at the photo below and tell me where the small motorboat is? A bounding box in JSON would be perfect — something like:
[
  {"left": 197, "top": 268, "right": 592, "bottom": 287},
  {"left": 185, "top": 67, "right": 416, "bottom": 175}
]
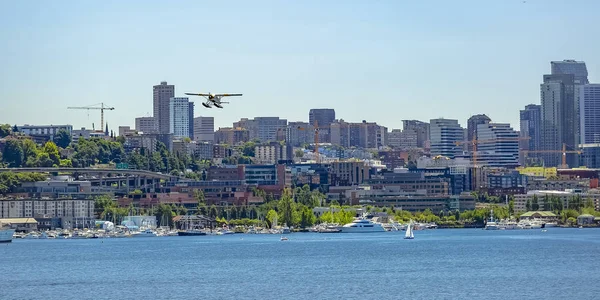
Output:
[{"left": 280, "top": 236, "right": 288, "bottom": 241}]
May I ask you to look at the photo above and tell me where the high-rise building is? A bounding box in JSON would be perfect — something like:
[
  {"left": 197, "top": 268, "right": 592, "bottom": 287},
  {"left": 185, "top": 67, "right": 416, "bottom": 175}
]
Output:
[
  {"left": 429, "top": 118, "right": 463, "bottom": 158},
  {"left": 402, "top": 120, "right": 429, "bottom": 148},
  {"left": 540, "top": 74, "right": 576, "bottom": 167},
  {"left": 188, "top": 102, "right": 195, "bottom": 140},
  {"left": 309, "top": 109, "right": 335, "bottom": 143},
  {"left": 169, "top": 97, "right": 192, "bottom": 139},
  {"left": 193, "top": 116, "right": 215, "bottom": 143},
  {"left": 550, "top": 60, "right": 589, "bottom": 164},
  {"left": 153, "top": 81, "right": 175, "bottom": 134},
  {"left": 135, "top": 117, "right": 158, "bottom": 134},
  {"left": 234, "top": 117, "right": 287, "bottom": 142},
  {"left": 388, "top": 129, "right": 417, "bottom": 149},
  {"left": 467, "top": 114, "right": 491, "bottom": 151},
  {"left": 519, "top": 104, "right": 541, "bottom": 165},
  {"left": 285, "top": 121, "right": 314, "bottom": 147},
  {"left": 475, "top": 123, "right": 519, "bottom": 168},
  {"left": 580, "top": 84, "right": 600, "bottom": 144},
  {"left": 330, "top": 120, "right": 385, "bottom": 148}
]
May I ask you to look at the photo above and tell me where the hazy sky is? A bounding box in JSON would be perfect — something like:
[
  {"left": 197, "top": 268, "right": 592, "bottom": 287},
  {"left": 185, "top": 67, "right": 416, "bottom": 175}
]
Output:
[{"left": 1, "top": 0, "right": 599, "bottom": 131}]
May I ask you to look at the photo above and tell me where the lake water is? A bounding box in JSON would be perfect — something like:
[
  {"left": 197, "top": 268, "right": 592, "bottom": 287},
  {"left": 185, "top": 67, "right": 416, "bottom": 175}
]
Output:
[{"left": 2, "top": 229, "right": 600, "bottom": 300}]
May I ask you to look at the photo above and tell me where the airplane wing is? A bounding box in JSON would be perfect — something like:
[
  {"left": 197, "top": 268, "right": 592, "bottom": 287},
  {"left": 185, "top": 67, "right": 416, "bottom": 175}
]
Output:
[
  {"left": 215, "top": 94, "right": 243, "bottom": 97},
  {"left": 185, "top": 93, "right": 211, "bottom": 96}
]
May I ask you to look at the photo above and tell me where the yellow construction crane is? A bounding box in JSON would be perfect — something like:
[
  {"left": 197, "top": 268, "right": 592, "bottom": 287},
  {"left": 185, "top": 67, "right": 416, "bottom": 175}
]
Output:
[
  {"left": 521, "top": 143, "right": 582, "bottom": 168},
  {"left": 67, "top": 103, "right": 115, "bottom": 131}
]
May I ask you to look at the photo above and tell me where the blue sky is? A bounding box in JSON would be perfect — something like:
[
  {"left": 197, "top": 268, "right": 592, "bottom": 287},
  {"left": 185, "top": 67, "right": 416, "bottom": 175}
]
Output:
[{"left": 1, "top": 0, "right": 599, "bottom": 131}]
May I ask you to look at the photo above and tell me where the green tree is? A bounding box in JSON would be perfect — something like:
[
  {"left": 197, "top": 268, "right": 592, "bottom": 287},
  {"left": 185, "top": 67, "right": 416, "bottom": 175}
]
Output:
[
  {"left": 239, "top": 141, "right": 256, "bottom": 157},
  {"left": 294, "top": 185, "right": 312, "bottom": 206},
  {"left": 508, "top": 199, "right": 515, "bottom": 217},
  {"left": 2, "top": 139, "right": 24, "bottom": 167},
  {"left": 43, "top": 141, "right": 60, "bottom": 166},
  {"left": 0, "top": 124, "right": 12, "bottom": 138},
  {"left": 230, "top": 205, "right": 239, "bottom": 220},
  {"left": 54, "top": 129, "right": 72, "bottom": 148},
  {"left": 155, "top": 203, "right": 175, "bottom": 227},
  {"left": 277, "top": 188, "right": 295, "bottom": 226},
  {"left": 542, "top": 195, "right": 550, "bottom": 211},
  {"left": 525, "top": 198, "right": 532, "bottom": 211},
  {"left": 532, "top": 196, "right": 540, "bottom": 211},
  {"left": 266, "top": 209, "right": 278, "bottom": 228},
  {"left": 209, "top": 205, "right": 218, "bottom": 218},
  {"left": 94, "top": 194, "right": 115, "bottom": 219},
  {"left": 299, "top": 205, "right": 316, "bottom": 228},
  {"left": 294, "top": 149, "right": 304, "bottom": 158}
]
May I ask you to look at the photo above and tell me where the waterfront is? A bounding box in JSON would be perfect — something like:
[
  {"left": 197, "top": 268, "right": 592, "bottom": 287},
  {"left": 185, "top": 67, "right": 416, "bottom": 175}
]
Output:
[{"left": 1, "top": 229, "right": 600, "bottom": 300}]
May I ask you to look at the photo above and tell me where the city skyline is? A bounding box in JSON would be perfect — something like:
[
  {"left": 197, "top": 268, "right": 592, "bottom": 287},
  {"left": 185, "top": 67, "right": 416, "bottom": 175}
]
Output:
[{"left": 1, "top": 1, "right": 600, "bottom": 130}]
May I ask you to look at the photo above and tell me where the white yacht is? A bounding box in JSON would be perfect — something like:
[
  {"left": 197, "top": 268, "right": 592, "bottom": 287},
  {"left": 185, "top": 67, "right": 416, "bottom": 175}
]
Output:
[
  {"left": 131, "top": 229, "right": 158, "bottom": 237},
  {"left": 0, "top": 223, "right": 15, "bottom": 243},
  {"left": 484, "top": 209, "right": 500, "bottom": 230},
  {"left": 498, "top": 220, "right": 518, "bottom": 230},
  {"left": 340, "top": 218, "right": 385, "bottom": 233}
]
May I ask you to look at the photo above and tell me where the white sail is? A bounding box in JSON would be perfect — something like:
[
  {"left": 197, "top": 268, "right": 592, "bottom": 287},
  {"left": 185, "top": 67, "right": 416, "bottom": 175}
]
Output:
[{"left": 404, "top": 221, "right": 414, "bottom": 239}]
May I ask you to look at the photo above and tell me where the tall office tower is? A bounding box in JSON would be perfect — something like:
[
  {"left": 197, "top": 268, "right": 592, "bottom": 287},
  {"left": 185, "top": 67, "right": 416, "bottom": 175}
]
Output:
[
  {"left": 194, "top": 116, "right": 215, "bottom": 143},
  {"left": 308, "top": 109, "right": 335, "bottom": 143},
  {"left": 169, "top": 97, "right": 192, "bottom": 139},
  {"left": 475, "top": 123, "right": 519, "bottom": 168},
  {"left": 402, "top": 120, "right": 429, "bottom": 148},
  {"left": 540, "top": 74, "right": 576, "bottom": 167},
  {"left": 580, "top": 84, "right": 600, "bottom": 144},
  {"left": 467, "top": 114, "right": 491, "bottom": 151},
  {"left": 429, "top": 118, "right": 464, "bottom": 158},
  {"left": 135, "top": 117, "right": 158, "bottom": 134},
  {"left": 551, "top": 60, "right": 589, "bottom": 153},
  {"left": 188, "top": 102, "right": 195, "bottom": 139},
  {"left": 153, "top": 81, "right": 175, "bottom": 134},
  {"left": 519, "top": 104, "right": 542, "bottom": 165}
]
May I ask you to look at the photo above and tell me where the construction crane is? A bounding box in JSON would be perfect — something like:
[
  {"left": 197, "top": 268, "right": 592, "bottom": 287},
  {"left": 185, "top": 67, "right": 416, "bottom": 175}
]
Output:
[
  {"left": 521, "top": 143, "right": 582, "bottom": 168},
  {"left": 67, "top": 103, "right": 115, "bottom": 132}
]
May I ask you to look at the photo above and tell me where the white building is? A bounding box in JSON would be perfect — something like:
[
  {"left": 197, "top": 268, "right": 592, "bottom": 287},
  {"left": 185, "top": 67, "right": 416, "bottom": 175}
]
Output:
[
  {"left": 580, "top": 84, "right": 600, "bottom": 144},
  {"left": 429, "top": 118, "right": 464, "bottom": 158},
  {"left": 475, "top": 123, "right": 519, "bottom": 167},
  {"left": 135, "top": 117, "right": 158, "bottom": 134},
  {"left": 193, "top": 116, "right": 215, "bottom": 143},
  {"left": 0, "top": 198, "right": 95, "bottom": 229},
  {"left": 17, "top": 124, "right": 73, "bottom": 136},
  {"left": 169, "top": 97, "right": 192, "bottom": 139},
  {"left": 255, "top": 143, "right": 290, "bottom": 164}
]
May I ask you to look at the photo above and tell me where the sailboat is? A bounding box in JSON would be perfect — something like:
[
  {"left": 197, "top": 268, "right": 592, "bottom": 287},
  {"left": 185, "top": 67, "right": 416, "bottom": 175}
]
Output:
[{"left": 404, "top": 221, "right": 414, "bottom": 240}]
